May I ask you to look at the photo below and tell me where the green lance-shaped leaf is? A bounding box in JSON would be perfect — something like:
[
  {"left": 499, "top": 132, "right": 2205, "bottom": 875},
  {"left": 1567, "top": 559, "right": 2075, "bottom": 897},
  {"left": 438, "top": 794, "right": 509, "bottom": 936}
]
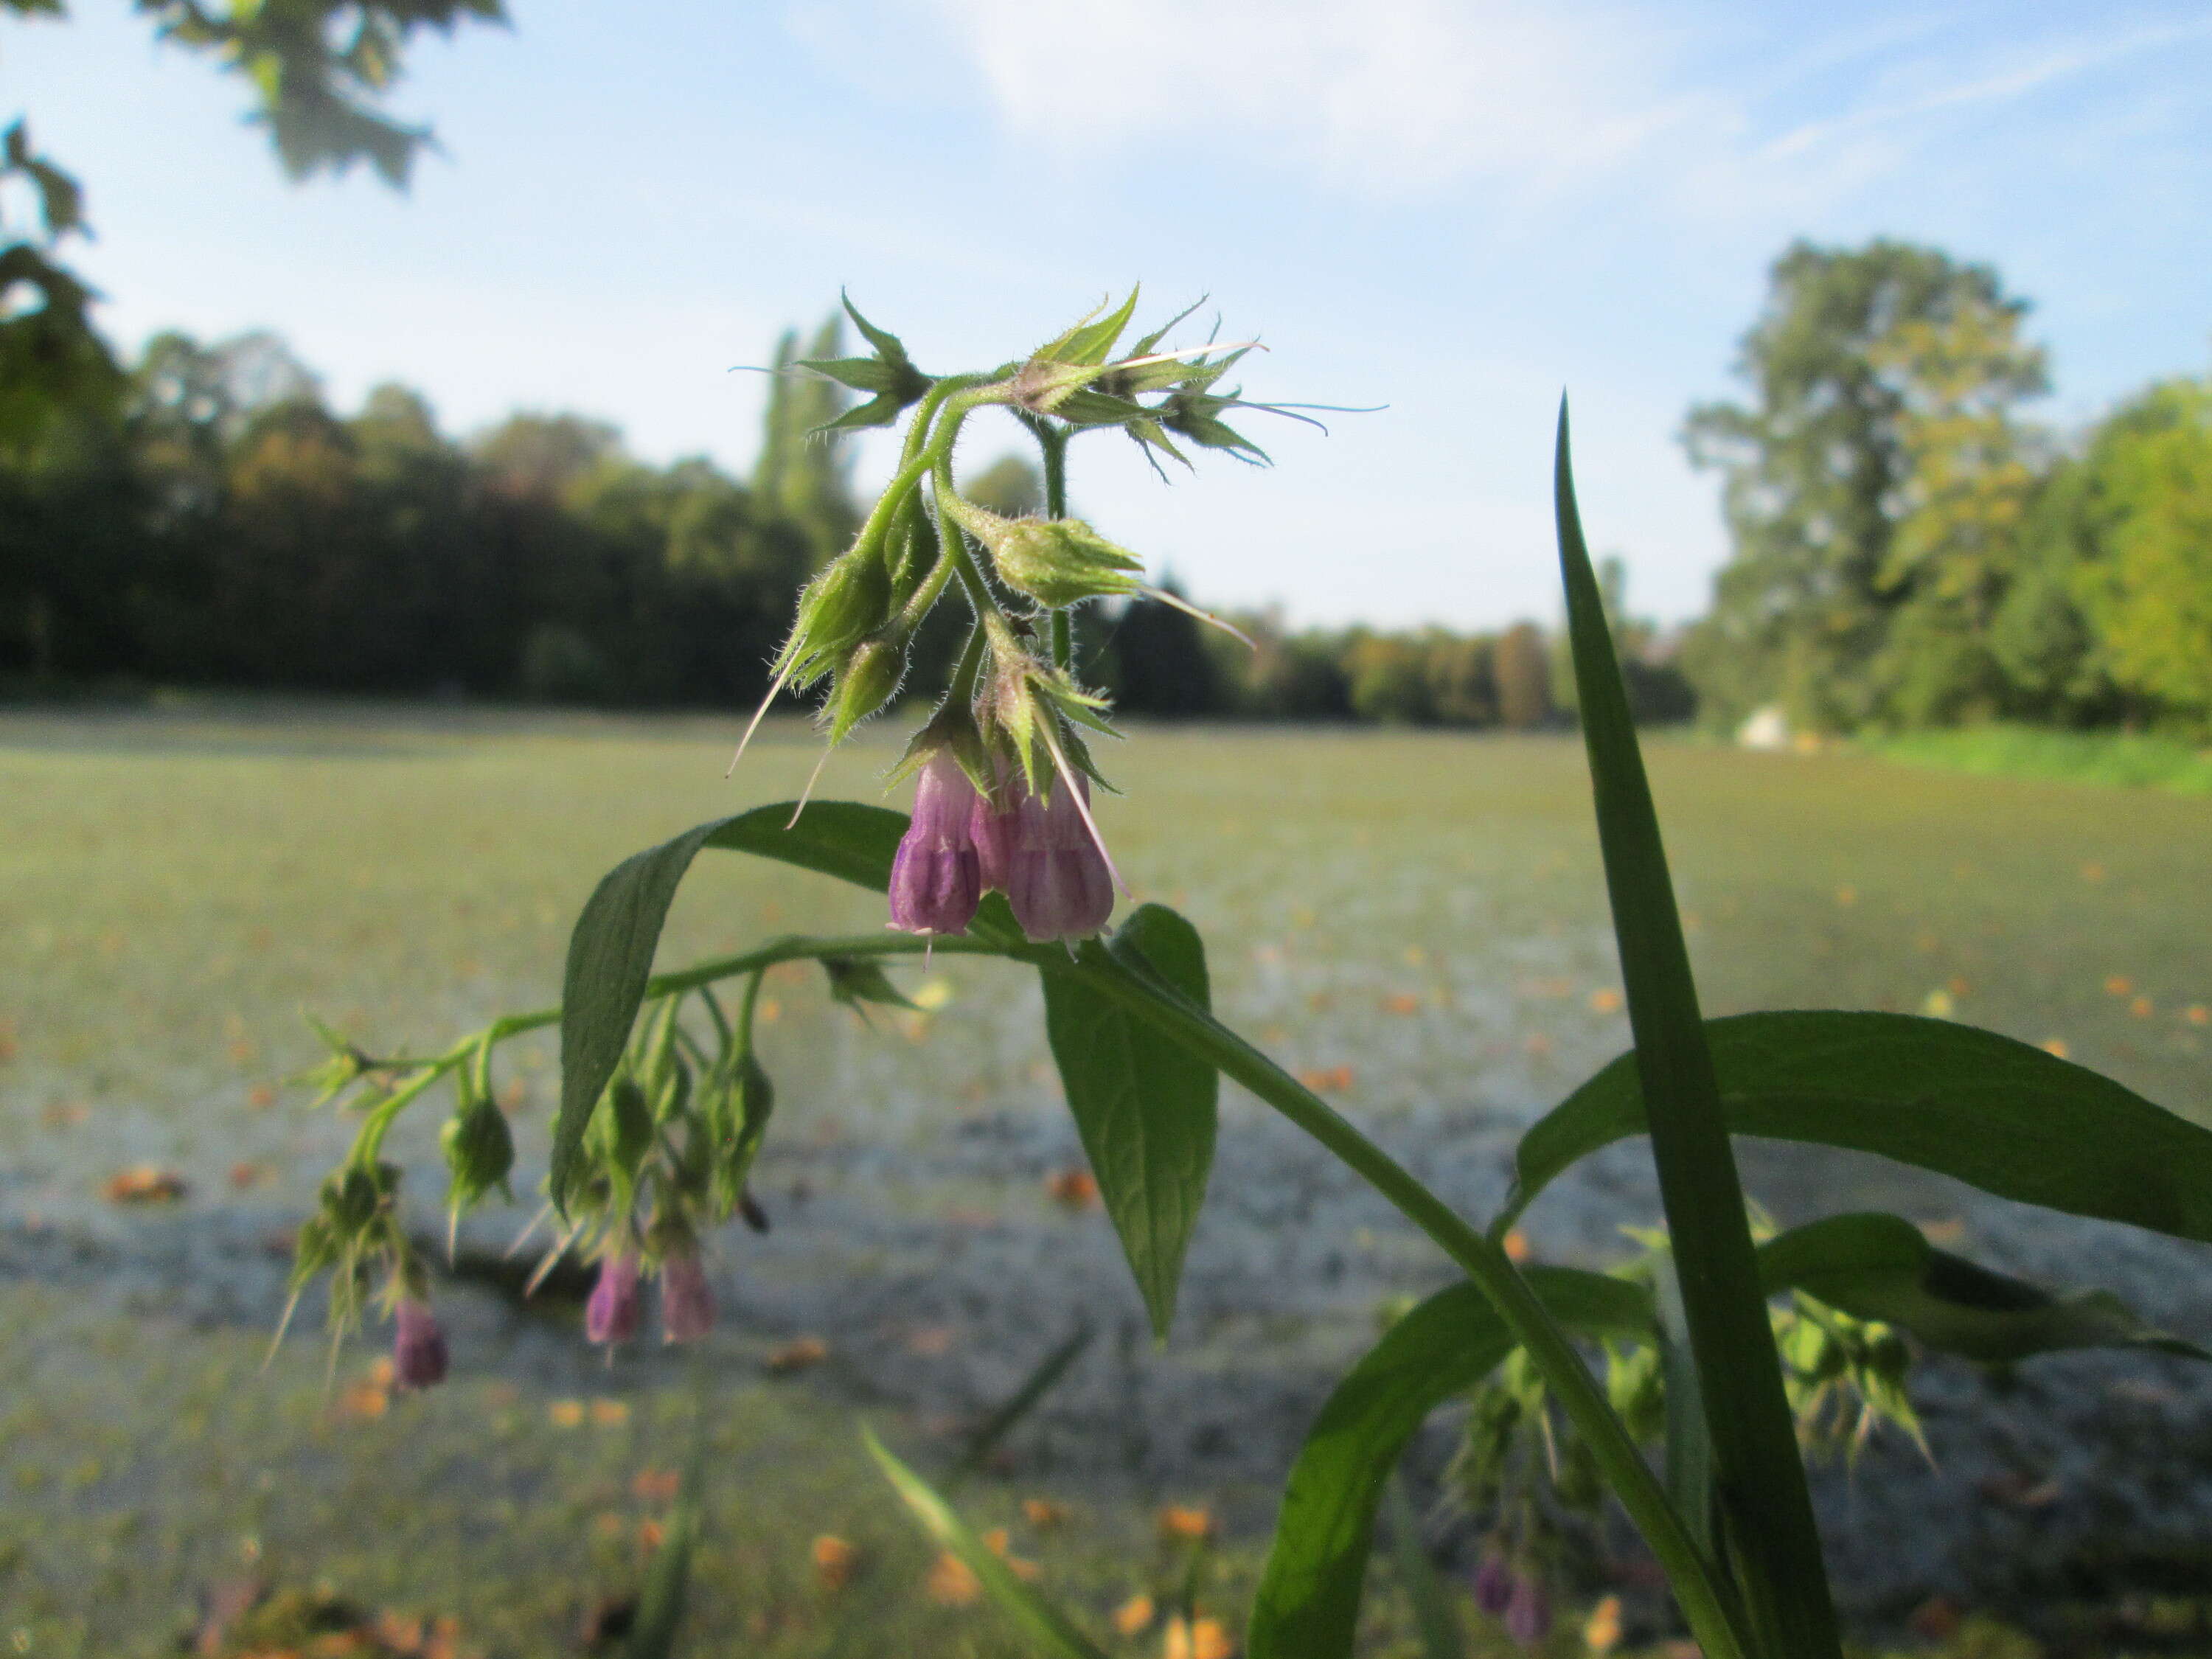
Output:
[
  {"left": 1554, "top": 400, "right": 1840, "bottom": 1659},
  {"left": 1246, "top": 1269, "right": 1652, "bottom": 1659},
  {"left": 1758, "top": 1211, "right": 2208, "bottom": 1366},
  {"left": 554, "top": 802, "right": 913, "bottom": 1206},
  {"left": 1042, "top": 905, "right": 1218, "bottom": 1340},
  {"left": 863, "top": 1426, "right": 1111, "bottom": 1659},
  {"left": 1501, "top": 1011, "right": 2212, "bottom": 1247}
]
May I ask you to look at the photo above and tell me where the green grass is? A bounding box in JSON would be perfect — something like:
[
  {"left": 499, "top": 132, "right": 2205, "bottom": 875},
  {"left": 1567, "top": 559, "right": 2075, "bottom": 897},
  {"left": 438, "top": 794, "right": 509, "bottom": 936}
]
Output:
[
  {"left": 1859, "top": 723, "right": 2212, "bottom": 796},
  {"left": 2, "top": 702, "right": 2210, "bottom": 1655}
]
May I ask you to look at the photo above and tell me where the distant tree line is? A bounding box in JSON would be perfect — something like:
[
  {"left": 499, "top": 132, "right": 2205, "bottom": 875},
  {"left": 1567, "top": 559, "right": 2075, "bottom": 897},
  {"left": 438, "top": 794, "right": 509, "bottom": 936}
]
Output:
[
  {"left": 1, "top": 319, "right": 857, "bottom": 704},
  {"left": 3, "top": 313, "right": 1678, "bottom": 728},
  {"left": 1683, "top": 238, "right": 2212, "bottom": 738},
  {"left": 1088, "top": 568, "right": 1691, "bottom": 729}
]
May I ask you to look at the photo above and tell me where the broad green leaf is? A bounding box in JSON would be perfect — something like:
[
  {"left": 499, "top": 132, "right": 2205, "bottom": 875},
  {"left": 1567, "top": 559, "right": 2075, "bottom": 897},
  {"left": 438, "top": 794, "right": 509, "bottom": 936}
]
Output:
[
  {"left": 1247, "top": 1269, "right": 1651, "bottom": 1659},
  {"left": 554, "top": 802, "right": 909, "bottom": 1204},
  {"left": 864, "top": 1427, "right": 1110, "bottom": 1659},
  {"left": 1759, "top": 1211, "right": 2208, "bottom": 1365},
  {"left": 1554, "top": 402, "right": 1840, "bottom": 1659},
  {"left": 1043, "top": 906, "right": 1218, "bottom": 1339},
  {"left": 1503, "top": 1010, "right": 2212, "bottom": 1248}
]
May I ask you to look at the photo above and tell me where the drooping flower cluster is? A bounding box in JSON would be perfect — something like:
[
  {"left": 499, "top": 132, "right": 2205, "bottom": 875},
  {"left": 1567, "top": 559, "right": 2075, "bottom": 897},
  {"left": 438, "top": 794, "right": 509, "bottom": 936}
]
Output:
[
  {"left": 888, "top": 751, "right": 1116, "bottom": 945},
  {"left": 581, "top": 1239, "right": 720, "bottom": 1347},
  {"left": 1473, "top": 1549, "right": 1552, "bottom": 1649}
]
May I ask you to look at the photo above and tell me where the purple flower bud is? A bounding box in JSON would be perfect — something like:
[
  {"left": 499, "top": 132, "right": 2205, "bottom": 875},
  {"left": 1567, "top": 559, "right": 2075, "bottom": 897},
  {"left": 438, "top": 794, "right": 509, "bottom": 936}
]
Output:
[
  {"left": 1473, "top": 1551, "right": 1514, "bottom": 1616},
  {"left": 992, "top": 773, "right": 1114, "bottom": 944},
  {"left": 888, "top": 751, "right": 983, "bottom": 936},
  {"left": 660, "top": 1250, "right": 714, "bottom": 1343},
  {"left": 393, "top": 1295, "right": 448, "bottom": 1389},
  {"left": 586, "top": 1248, "right": 641, "bottom": 1346},
  {"left": 1504, "top": 1572, "right": 1551, "bottom": 1649}
]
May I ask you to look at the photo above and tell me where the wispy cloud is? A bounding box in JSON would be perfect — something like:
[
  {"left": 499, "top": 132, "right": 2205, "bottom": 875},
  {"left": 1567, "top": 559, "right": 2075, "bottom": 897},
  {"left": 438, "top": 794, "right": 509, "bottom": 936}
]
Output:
[
  {"left": 917, "top": 0, "right": 2212, "bottom": 229},
  {"left": 925, "top": 0, "right": 1717, "bottom": 197},
  {"left": 1763, "top": 16, "right": 2212, "bottom": 160}
]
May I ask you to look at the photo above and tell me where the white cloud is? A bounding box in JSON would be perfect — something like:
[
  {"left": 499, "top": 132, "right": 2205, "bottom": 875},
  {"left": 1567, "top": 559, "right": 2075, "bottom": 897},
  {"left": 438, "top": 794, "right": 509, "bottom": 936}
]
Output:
[
  {"left": 926, "top": 0, "right": 1716, "bottom": 196},
  {"left": 919, "top": 0, "right": 2212, "bottom": 231},
  {"left": 1763, "top": 17, "right": 2212, "bottom": 161}
]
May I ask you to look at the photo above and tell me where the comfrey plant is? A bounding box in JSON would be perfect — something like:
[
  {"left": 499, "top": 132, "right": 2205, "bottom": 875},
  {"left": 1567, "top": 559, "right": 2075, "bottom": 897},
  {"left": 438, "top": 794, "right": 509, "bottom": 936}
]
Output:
[{"left": 286, "top": 296, "right": 2212, "bottom": 1659}]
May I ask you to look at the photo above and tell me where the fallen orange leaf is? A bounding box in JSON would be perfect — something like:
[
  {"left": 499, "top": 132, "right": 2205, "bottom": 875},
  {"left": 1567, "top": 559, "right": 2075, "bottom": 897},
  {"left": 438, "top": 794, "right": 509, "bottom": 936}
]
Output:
[
  {"left": 1156, "top": 1504, "right": 1214, "bottom": 1542},
  {"left": 1113, "top": 1592, "right": 1157, "bottom": 1636},
  {"left": 105, "top": 1164, "right": 187, "bottom": 1204},
  {"left": 767, "top": 1336, "right": 829, "bottom": 1374},
  {"left": 812, "top": 1534, "right": 859, "bottom": 1592},
  {"left": 1045, "top": 1168, "right": 1100, "bottom": 1209},
  {"left": 925, "top": 1551, "right": 980, "bottom": 1607}
]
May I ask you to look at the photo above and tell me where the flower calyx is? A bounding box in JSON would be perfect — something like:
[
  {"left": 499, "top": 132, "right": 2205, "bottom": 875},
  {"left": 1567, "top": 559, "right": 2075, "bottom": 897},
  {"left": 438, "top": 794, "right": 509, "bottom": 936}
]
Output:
[
  {"left": 799, "top": 292, "right": 936, "bottom": 434},
  {"left": 939, "top": 490, "right": 1144, "bottom": 610}
]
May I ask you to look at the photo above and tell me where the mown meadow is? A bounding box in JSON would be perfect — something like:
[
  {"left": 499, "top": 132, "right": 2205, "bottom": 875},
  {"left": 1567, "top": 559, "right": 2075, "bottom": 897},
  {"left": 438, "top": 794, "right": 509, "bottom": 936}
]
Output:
[{"left": 3, "top": 703, "right": 2209, "bottom": 1658}]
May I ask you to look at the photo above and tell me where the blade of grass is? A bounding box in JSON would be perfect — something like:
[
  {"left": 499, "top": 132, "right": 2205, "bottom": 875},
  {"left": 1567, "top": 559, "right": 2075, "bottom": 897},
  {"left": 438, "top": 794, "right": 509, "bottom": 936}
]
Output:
[
  {"left": 865, "top": 1425, "right": 1111, "bottom": 1659},
  {"left": 1554, "top": 397, "right": 1838, "bottom": 1659},
  {"left": 948, "top": 1323, "right": 1094, "bottom": 1489}
]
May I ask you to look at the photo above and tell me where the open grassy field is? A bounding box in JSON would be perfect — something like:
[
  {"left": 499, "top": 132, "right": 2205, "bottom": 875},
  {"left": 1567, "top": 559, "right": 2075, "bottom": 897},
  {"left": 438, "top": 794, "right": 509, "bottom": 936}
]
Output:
[{"left": 3, "top": 702, "right": 2210, "bottom": 1657}]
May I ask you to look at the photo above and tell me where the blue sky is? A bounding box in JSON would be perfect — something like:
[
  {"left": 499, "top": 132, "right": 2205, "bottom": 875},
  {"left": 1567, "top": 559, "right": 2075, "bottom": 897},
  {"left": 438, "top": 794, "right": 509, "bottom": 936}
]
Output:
[{"left": 13, "top": 1, "right": 2211, "bottom": 627}]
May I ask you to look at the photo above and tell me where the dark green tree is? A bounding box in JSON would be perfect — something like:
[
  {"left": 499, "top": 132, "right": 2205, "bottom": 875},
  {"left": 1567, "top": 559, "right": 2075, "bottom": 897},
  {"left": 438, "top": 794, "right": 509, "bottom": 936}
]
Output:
[
  {"left": 1109, "top": 575, "right": 1221, "bottom": 717},
  {"left": 1681, "top": 240, "right": 2047, "bottom": 732}
]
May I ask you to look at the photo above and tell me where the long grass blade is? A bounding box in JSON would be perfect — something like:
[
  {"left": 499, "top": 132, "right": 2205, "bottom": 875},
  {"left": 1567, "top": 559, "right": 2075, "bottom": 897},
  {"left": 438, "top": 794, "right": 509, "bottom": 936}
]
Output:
[{"left": 1554, "top": 397, "right": 1839, "bottom": 1659}]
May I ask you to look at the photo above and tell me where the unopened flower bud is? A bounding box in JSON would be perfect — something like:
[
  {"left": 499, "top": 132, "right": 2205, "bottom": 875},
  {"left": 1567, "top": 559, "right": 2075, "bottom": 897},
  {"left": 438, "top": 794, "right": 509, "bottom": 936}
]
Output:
[
  {"left": 790, "top": 548, "right": 892, "bottom": 678},
  {"left": 441, "top": 1091, "right": 514, "bottom": 1211},
  {"left": 827, "top": 634, "right": 905, "bottom": 741},
  {"left": 888, "top": 751, "right": 984, "bottom": 936},
  {"left": 991, "top": 519, "right": 1143, "bottom": 610},
  {"left": 1473, "top": 1551, "right": 1514, "bottom": 1616},
  {"left": 586, "top": 1248, "right": 642, "bottom": 1346},
  {"left": 661, "top": 1250, "right": 714, "bottom": 1343},
  {"left": 394, "top": 1295, "right": 449, "bottom": 1389},
  {"left": 1504, "top": 1572, "right": 1551, "bottom": 1648}
]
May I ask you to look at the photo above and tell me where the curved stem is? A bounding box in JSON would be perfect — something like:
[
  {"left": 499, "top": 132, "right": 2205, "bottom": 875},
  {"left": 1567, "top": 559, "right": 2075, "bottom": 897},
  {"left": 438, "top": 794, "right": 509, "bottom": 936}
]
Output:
[
  {"left": 1032, "top": 417, "right": 1073, "bottom": 670},
  {"left": 931, "top": 464, "right": 1011, "bottom": 625},
  {"left": 1042, "top": 944, "right": 1754, "bottom": 1659},
  {"left": 337, "top": 933, "right": 1005, "bottom": 1171}
]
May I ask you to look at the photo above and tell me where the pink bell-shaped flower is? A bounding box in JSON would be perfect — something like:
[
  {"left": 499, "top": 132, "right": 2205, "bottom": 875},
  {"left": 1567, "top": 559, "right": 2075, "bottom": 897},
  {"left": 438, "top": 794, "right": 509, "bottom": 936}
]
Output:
[
  {"left": 585, "top": 1248, "right": 641, "bottom": 1346},
  {"left": 888, "top": 751, "right": 984, "bottom": 936},
  {"left": 987, "top": 772, "right": 1114, "bottom": 945},
  {"left": 659, "top": 1249, "right": 715, "bottom": 1344},
  {"left": 392, "top": 1295, "right": 449, "bottom": 1389}
]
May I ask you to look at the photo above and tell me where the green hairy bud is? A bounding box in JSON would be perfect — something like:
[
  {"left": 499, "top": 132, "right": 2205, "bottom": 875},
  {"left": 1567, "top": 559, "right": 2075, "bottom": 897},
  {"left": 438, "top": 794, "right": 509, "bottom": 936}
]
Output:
[
  {"left": 441, "top": 1089, "right": 515, "bottom": 1211},
  {"left": 992, "top": 518, "right": 1144, "bottom": 608},
  {"left": 787, "top": 546, "right": 891, "bottom": 681},
  {"left": 589, "top": 1076, "right": 655, "bottom": 1180},
  {"left": 827, "top": 634, "right": 905, "bottom": 742}
]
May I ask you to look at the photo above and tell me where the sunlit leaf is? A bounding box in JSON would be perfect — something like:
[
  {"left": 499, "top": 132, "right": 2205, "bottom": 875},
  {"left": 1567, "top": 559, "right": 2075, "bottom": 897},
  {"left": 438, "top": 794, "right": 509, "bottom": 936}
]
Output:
[
  {"left": 1043, "top": 906, "right": 1218, "bottom": 1339},
  {"left": 1501, "top": 1011, "right": 2212, "bottom": 1248},
  {"left": 553, "top": 802, "right": 914, "bottom": 1204}
]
